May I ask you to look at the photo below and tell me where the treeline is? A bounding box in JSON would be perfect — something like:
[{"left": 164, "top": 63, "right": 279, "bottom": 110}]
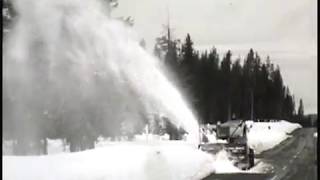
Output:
[{"left": 154, "top": 32, "right": 298, "bottom": 125}]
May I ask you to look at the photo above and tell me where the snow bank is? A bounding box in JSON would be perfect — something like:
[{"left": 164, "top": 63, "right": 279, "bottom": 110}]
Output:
[
  {"left": 200, "top": 120, "right": 301, "bottom": 155},
  {"left": 246, "top": 120, "right": 301, "bottom": 154},
  {"left": 3, "top": 142, "right": 217, "bottom": 180}
]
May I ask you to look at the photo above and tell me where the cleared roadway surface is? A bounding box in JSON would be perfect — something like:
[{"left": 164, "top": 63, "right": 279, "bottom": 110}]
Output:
[{"left": 203, "top": 128, "right": 317, "bottom": 180}]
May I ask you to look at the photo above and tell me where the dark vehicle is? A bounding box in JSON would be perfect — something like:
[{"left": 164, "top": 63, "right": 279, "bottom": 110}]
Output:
[{"left": 199, "top": 120, "right": 255, "bottom": 170}]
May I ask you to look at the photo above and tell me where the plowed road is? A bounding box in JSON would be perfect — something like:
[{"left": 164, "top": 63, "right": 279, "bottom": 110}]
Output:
[{"left": 203, "top": 128, "right": 317, "bottom": 180}]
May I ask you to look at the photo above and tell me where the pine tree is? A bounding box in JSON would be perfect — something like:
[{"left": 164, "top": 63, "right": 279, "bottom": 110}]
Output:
[
  {"left": 259, "top": 63, "right": 269, "bottom": 119},
  {"left": 230, "top": 58, "right": 242, "bottom": 119},
  {"left": 180, "top": 33, "right": 198, "bottom": 104},
  {"left": 271, "top": 66, "right": 285, "bottom": 119},
  {"left": 205, "top": 47, "right": 220, "bottom": 124},
  {"left": 154, "top": 24, "right": 181, "bottom": 86},
  {"left": 181, "top": 34, "right": 195, "bottom": 66},
  {"left": 220, "top": 50, "right": 232, "bottom": 121},
  {"left": 282, "top": 87, "right": 295, "bottom": 120},
  {"left": 298, "top": 99, "right": 304, "bottom": 120},
  {"left": 242, "top": 49, "right": 255, "bottom": 119}
]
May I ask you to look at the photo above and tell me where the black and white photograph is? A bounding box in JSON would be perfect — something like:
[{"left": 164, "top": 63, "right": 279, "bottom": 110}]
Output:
[{"left": 2, "top": 0, "right": 317, "bottom": 180}]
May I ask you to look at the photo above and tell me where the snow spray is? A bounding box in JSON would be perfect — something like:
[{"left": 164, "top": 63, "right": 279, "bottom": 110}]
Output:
[{"left": 3, "top": 0, "right": 199, "bottom": 144}]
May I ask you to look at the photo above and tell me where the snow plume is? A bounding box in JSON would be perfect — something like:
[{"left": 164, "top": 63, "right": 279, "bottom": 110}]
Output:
[{"left": 3, "top": 0, "right": 199, "bottom": 143}]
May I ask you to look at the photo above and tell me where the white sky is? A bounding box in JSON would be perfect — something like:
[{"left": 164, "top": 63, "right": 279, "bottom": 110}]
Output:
[{"left": 113, "top": 0, "right": 317, "bottom": 114}]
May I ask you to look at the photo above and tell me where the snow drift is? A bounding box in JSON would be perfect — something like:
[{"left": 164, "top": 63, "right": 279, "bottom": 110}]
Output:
[{"left": 3, "top": 142, "right": 217, "bottom": 180}]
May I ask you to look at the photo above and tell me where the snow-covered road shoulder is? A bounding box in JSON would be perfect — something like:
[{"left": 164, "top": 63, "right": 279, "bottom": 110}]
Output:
[{"left": 246, "top": 120, "right": 302, "bottom": 154}]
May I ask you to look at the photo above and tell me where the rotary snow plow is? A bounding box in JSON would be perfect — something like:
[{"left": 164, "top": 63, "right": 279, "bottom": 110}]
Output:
[{"left": 199, "top": 120, "right": 255, "bottom": 170}]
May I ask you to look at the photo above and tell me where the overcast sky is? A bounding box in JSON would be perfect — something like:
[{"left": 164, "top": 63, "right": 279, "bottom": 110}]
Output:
[{"left": 113, "top": 0, "right": 317, "bottom": 114}]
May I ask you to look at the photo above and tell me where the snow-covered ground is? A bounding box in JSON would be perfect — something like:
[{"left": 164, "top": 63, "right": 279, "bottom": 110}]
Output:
[
  {"left": 2, "top": 120, "right": 301, "bottom": 179},
  {"left": 246, "top": 120, "right": 302, "bottom": 154},
  {"left": 4, "top": 140, "right": 271, "bottom": 180},
  {"left": 3, "top": 142, "right": 217, "bottom": 180}
]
